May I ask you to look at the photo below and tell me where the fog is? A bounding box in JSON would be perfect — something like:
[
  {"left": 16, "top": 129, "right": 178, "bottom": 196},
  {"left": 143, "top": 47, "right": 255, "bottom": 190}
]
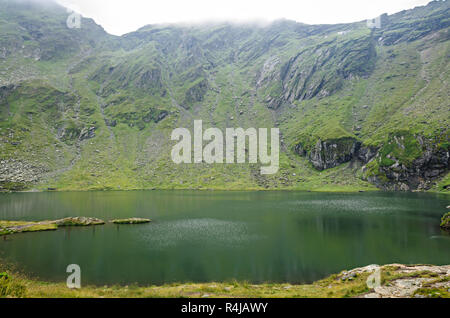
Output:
[{"left": 7, "top": 0, "right": 434, "bottom": 35}]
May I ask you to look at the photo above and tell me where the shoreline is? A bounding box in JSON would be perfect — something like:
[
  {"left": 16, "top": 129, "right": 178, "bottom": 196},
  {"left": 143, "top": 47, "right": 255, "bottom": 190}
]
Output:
[
  {"left": 1, "top": 264, "right": 449, "bottom": 298},
  {"left": 2, "top": 185, "right": 378, "bottom": 193},
  {"left": 1, "top": 187, "right": 448, "bottom": 195}
]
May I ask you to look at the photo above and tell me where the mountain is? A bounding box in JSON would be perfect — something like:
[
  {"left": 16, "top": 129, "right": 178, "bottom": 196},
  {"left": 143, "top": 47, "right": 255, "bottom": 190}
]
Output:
[{"left": 0, "top": 0, "right": 449, "bottom": 192}]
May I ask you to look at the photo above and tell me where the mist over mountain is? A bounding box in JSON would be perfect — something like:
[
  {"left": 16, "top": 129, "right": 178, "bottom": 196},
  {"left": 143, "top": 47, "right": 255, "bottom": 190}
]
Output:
[{"left": 0, "top": 0, "right": 448, "bottom": 192}]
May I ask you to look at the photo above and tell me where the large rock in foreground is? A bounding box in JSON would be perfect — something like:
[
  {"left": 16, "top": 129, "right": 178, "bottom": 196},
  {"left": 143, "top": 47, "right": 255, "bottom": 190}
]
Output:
[{"left": 339, "top": 264, "right": 450, "bottom": 298}]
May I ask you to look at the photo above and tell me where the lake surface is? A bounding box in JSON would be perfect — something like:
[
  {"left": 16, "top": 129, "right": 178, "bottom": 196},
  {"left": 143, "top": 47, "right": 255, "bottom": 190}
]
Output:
[{"left": 0, "top": 191, "right": 449, "bottom": 286}]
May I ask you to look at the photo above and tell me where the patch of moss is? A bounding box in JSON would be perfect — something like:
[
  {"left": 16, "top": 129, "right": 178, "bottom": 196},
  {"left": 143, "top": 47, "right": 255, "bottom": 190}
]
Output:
[
  {"left": 0, "top": 217, "right": 105, "bottom": 236},
  {"left": 0, "top": 182, "right": 29, "bottom": 192},
  {"left": 0, "top": 220, "right": 58, "bottom": 236},
  {"left": 56, "top": 217, "right": 105, "bottom": 227},
  {"left": 414, "top": 288, "right": 450, "bottom": 298},
  {"left": 21, "top": 224, "right": 58, "bottom": 233},
  {"left": 379, "top": 131, "right": 423, "bottom": 168}
]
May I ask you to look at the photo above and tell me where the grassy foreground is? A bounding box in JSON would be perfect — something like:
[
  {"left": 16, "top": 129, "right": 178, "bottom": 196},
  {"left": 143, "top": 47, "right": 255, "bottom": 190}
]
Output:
[{"left": 1, "top": 264, "right": 448, "bottom": 298}]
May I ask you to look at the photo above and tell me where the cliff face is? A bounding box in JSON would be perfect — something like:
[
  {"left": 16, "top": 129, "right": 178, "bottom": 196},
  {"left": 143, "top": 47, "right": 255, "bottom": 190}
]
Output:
[
  {"left": 296, "top": 138, "right": 364, "bottom": 171},
  {"left": 0, "top": 0, "right": 448, "bottom": 192},
  {"left": 372, "top": 141, "right": 449, "bottom": 191},
  {"left": 295, "top": 133, "right": 448, "bottom": 191}
]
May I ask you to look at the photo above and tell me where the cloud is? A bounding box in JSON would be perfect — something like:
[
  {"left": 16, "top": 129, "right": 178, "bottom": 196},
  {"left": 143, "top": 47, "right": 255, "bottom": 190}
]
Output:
[{"left": 50, "top": 0, "right": 433, "bottom": 35}]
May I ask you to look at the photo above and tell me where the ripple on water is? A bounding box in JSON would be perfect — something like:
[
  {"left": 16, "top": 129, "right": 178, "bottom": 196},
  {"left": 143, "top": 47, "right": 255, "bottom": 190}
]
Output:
[
  {"left": 137, "top": 218, "right": 261, "bottom": 250},
  {"left": 288, "top": 199, "right": 409, "bottom": 214}
]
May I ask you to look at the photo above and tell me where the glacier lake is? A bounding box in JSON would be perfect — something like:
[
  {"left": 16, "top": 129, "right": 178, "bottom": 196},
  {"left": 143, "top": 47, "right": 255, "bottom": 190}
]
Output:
[{"left": 0, "top": 190, "right": 449, "bottom": 286}]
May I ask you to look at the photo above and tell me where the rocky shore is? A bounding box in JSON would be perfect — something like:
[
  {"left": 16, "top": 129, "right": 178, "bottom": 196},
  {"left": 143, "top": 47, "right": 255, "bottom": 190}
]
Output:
[{"left": 341, "top": 264, "right": 450, "bottom": 298}]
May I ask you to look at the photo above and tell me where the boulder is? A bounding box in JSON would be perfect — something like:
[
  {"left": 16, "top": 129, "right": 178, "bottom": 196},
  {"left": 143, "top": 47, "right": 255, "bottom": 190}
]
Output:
[{"left": 54, "top": 217, "right": 105, "bottom": 226}]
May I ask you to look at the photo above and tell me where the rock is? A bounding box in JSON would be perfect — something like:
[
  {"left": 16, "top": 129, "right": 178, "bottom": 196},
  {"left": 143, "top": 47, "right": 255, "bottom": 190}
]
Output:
[
  {"left": 143, "top": 109, "right": 169, "bottom": 124},
  {"left": 110, "top": 218, "right": 151, "bottom": 224},
  {"left": 183, "top": 79, "right": 208, "bottom": 108},
  {"left": 440, "top": 213, "right": 450, "bottom": 231},
  {"left": 356, "top": 264, "right": 450, "bottom": 298},
  {"left": 296, "top": 137, "right": 362, "bottom": 171},
  {"left": 0, "top": 220, "right": 58, "bottom": 236},
  {"left": 372, "top": 133, "right": 450, "bottom": 191},
  {"left": 54, "top": 217, "right": 105, "bottom": 227},
  {"left": 79, "top": 126, "right": 97, "bottom": 141},
  {"left": 155, "top": 111, "right": 169, "bottom": 123},
  {"left": 295, "top": 132, "right": 449, "bottom": 191},
  {"left": 364, "top": 293, "right": 381, "bottom": 298},
  {"left": 137, "top": 68, "right": 163, "bottom": 91},
  {"left": 340, "top": 272, "right": 357, "bottom": 281}
]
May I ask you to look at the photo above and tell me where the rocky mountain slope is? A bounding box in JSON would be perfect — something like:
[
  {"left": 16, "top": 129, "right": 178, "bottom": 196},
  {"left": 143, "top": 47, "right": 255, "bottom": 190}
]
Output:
[{"left": 0, "top": 0, "right": 448, "bottom": 192}]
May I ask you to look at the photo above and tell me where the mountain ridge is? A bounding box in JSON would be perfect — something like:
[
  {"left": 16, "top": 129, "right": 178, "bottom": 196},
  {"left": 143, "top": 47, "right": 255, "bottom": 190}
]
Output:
[{"left": 0, "top": 0, "right": 448, "bottom": 192}]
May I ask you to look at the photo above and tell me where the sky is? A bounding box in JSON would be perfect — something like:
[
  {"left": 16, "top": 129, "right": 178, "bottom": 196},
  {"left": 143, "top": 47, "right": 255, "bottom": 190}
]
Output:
[{"left": 55, "top": 0, "right": 434, "bottom": 35}]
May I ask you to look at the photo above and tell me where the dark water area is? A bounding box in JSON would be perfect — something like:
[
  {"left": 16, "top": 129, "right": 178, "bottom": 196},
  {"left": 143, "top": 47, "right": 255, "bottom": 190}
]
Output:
[{"left": 0, "top": 190, "right": 449, "bottom": 286}]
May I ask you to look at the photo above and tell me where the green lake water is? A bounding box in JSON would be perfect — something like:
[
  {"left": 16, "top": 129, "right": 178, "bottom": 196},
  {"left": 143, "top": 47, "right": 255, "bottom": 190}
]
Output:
[{"left": 0, "top": 191, "right": 449, "bottom": 286}]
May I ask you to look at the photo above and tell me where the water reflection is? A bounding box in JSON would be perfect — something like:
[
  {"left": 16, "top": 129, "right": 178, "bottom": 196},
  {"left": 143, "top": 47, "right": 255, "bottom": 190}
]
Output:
[{"left": 0, "top": 191, "right": 448, "bottom": 285}]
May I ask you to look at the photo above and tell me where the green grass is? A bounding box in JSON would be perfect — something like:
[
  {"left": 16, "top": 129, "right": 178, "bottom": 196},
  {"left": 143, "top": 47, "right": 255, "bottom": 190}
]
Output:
[
  {"left": 0, "top": 218, "right": 105, "bottom": 236},
  {"left": 0, "top": 263, "right": 370, "bottom": 298},
  {"left": 0, "top": 220, "right": 58, "bottom": 236},
  {"left": 430, "top": 173, "right": 450, "bottom": 193},
  {"left": 378, "top": 131, "right": 423, "bottom": 167}
]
